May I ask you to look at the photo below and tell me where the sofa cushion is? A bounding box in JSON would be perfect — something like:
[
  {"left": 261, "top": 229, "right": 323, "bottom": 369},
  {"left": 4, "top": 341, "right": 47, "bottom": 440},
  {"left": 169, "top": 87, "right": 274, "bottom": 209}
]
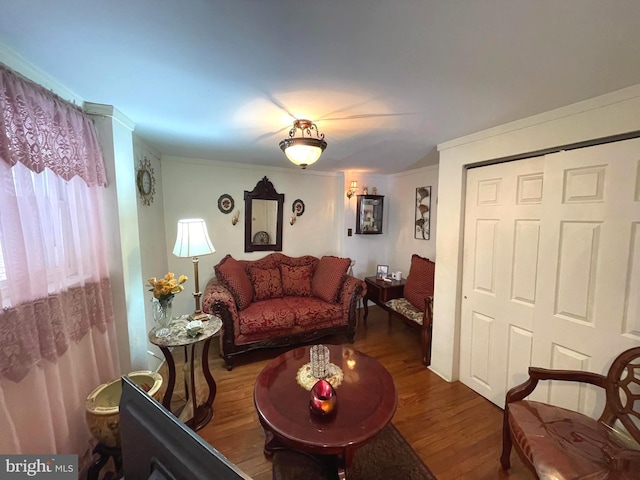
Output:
[
  {"left": 282, "top": 296, "right": 343, "bottom": 326},
  {"left": 242, "top": 253, "right": 279, "bottom": 270},
  {"left": 214, "top": 255, "right": 254, "bottom": 311},
  {"left": 247, "top": 266, "right": 283, "bottom": 300},
  {"left": 404, "top": 254, "right": 435, "bottom": 311},
  {"left": 278, "top": 254, "right": 319, "bottom": 269},
  {"left": 280, "top": 264, "right": 314, "bottom": 296},
  {"left": 385, "top": 298, "right": 423, "bottom": 325},
  {"left": 238, "top": 298, "right": 295, "bottom": 335},
  {"left": 311, "top": 256, "right": 351, "bottom": 303}
]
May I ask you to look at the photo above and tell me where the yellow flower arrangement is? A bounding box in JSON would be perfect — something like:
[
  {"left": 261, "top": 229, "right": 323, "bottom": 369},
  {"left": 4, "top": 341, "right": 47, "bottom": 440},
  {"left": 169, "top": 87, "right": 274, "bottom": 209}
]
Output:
[{"left": 147, "top": 272, "right": 188, "bottom": 304}]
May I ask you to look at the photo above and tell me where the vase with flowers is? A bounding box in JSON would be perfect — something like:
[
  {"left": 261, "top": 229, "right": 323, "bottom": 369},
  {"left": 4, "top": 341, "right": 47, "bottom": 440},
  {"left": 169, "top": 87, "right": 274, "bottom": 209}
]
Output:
[{"left": 148, "top": 272, "right": 188, "bottom": 338}]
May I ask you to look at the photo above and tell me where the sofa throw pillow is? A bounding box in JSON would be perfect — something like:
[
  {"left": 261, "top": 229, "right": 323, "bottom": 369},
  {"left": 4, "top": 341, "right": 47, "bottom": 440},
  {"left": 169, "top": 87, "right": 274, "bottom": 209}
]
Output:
[
  {"left": 247, "top": 266, "right": 283, "bottom": 301},
  {"left": 311, "top": 255, "right": 351, "bottom": 303},
  {"left": 214, "top": 255, "right": 254, "bottom": 311},
  {"left": 404, "top": 254, "right": 435, "bottom": 311},
  {"left": 280, "top": 263, "right": 314, "bottom": 296}
]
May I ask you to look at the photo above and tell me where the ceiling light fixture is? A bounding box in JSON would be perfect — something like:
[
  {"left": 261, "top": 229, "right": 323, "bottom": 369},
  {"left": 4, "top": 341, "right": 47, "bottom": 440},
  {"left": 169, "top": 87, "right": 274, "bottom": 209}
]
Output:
[{"left": 279, "top": 119, "right": 327, "bottom": 169}]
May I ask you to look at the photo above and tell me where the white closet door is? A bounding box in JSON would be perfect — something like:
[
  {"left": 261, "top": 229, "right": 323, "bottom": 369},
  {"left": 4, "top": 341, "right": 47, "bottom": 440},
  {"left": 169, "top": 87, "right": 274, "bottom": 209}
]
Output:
[
  {"left": 460, "top": 137, "right": 640, "bottom": 410},
  {"left": 531, "top": 139, "right": 640, "bottom": 414},
  {"left": 460, "top": 156, "right": 544, "bottom": 406}
]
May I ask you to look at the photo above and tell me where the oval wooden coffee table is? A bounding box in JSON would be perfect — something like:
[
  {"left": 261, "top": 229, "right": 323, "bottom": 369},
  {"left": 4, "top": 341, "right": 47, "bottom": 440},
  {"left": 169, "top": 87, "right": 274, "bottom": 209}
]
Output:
[{"left": 254, "top": 345, "right": 397, "bottom": 475}]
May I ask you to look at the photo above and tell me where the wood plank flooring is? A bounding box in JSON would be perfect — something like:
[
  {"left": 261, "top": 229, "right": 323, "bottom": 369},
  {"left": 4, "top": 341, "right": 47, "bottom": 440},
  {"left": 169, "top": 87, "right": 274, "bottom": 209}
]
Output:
[{"left": 160, "top": 306, "right": 534, "bottom": 480}]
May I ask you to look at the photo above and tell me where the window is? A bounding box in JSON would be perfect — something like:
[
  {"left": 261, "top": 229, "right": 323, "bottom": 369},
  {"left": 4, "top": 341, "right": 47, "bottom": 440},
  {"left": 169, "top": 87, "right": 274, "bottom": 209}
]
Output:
[{"left": 0, "top": 163, "right": 100, "bottom": 308}]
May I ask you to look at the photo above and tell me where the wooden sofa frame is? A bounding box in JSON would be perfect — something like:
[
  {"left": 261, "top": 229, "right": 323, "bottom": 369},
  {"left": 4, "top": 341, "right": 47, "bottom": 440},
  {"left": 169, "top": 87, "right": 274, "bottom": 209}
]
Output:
[{"left": 208, "top": 277, "right": 364, "bottom": 370}]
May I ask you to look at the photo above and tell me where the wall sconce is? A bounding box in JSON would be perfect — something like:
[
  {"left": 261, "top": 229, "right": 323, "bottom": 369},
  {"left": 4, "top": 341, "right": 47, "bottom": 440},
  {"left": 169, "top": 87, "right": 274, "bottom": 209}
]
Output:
[
  {"left": 346, "top": 180, "right": 358, "bottom": 199},
  {"left": 231, "top": 210, "right": 240, "bottom": 225},
  {"left": 289, "top": 214, "right": 297, "bottom": 225}
]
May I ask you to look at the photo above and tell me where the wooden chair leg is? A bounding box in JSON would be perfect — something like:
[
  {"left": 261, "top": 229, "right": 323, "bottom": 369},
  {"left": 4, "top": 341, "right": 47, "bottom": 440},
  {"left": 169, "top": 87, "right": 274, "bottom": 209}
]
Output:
[
  {"left": 421, "top": 297, "right": 433, "bottom": 367},
  {"left": 419, "top": 324, "right": 427, "bottom": 366},
  {"left": 500, "top": 409, "right": 512, "bottom": 470}
]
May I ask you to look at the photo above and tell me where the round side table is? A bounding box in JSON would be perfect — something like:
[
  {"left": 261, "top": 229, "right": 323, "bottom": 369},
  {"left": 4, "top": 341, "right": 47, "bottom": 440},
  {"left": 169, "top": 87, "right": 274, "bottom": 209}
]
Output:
[{"left": 148, "top": 315, "right": 222, "bottom": 430}]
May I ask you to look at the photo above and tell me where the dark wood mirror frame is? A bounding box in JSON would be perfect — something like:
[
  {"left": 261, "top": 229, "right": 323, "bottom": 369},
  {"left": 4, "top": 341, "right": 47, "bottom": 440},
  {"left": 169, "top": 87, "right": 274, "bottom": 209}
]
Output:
[{"left": 244, "top": 176, "right": 284, "bottom": 253}]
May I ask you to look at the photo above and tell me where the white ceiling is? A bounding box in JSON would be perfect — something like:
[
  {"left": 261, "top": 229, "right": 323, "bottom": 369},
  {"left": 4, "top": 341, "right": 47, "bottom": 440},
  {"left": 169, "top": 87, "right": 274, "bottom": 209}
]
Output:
[{"left": 1, "top": 0, "right": 640, "bottom": 174}]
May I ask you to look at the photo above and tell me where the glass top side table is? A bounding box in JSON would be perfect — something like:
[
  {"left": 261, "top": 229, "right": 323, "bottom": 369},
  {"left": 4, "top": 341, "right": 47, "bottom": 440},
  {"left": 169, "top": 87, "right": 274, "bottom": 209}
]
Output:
[{"left": 149, "top": 315, "right": 222, "bottom": 430}]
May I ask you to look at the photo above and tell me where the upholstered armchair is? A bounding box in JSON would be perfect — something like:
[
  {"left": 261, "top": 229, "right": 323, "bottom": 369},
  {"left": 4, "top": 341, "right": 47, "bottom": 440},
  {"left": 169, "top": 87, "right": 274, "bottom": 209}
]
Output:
[{"left": 501, "top": 347, "right": 640, "bottom": 479}]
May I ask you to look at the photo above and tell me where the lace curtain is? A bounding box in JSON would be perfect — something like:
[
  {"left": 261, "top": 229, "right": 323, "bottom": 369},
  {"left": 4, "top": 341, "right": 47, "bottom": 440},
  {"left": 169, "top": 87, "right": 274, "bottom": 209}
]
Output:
[
  {"left": 0, "top": 65, "right": 119, "bottom": 459},
  {"left": 0, "top": 64, "right": 106, "bottom": 186}
]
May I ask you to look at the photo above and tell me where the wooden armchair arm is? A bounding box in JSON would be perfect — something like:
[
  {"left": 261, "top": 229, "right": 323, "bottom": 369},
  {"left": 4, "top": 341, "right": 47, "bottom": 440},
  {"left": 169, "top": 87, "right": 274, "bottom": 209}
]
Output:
[{"left": 505, "top": 366, "right": 607, "bottom": 404}]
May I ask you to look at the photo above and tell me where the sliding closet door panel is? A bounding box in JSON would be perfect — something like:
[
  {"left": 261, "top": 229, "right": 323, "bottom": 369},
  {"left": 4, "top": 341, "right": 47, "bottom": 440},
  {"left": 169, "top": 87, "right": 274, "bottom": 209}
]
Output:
[{"left": 461, "top": 157, "right": 543, "bottom": 406}]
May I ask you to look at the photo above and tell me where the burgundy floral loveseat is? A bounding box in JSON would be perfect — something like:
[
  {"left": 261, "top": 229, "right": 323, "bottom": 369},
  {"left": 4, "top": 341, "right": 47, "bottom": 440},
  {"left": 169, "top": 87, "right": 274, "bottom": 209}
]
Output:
[{"left": 202, "top": 253, "right": 366, "bottom": 370}]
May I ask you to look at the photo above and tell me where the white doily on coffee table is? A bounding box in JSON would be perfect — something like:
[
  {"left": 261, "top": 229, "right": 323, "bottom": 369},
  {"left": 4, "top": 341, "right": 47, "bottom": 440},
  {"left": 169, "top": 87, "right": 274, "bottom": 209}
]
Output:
[{"left": 296, "top": 362, "right": 344, "bottom": 391}]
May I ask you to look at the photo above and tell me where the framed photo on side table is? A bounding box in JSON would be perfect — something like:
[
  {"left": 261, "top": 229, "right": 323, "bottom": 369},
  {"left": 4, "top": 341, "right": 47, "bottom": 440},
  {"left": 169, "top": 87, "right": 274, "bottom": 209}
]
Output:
[{"left": 376, "top": 264, "right": 389, "bottom": 280}]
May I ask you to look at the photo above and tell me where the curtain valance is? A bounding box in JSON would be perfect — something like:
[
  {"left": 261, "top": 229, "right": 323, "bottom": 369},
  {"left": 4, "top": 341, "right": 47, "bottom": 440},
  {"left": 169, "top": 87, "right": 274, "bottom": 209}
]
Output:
[{"left": 0, "top": 64, "right": 106, "bottom": 187}]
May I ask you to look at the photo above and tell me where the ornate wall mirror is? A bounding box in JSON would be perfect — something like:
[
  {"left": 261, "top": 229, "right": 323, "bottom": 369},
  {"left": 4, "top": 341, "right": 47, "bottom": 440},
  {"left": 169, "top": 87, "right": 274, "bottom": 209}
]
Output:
[{"left": 244, "top": 177, "right": 284, "bottom": 252}]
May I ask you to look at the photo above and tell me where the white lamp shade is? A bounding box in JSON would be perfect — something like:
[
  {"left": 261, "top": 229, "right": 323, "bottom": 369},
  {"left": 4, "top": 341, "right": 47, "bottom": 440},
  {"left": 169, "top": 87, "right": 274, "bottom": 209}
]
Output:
[
  {"left": 172, "top": 218, "right": 216, "bottom": 258},
  {"left": 284, "top": 144, "right": 323, "bottom": 167}
]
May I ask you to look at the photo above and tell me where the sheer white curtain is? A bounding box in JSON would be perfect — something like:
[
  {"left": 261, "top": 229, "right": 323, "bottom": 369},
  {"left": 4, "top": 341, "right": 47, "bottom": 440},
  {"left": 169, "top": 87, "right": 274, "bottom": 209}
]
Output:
[{"left": 0, "top": 65, "right": 119, "bottom": 464}]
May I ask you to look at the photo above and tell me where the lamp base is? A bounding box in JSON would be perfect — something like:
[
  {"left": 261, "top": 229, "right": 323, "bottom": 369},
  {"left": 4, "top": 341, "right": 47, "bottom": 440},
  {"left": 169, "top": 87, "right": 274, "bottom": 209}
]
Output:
[{"left": 188, "top": 311, "right": 210, "bottom": 322}]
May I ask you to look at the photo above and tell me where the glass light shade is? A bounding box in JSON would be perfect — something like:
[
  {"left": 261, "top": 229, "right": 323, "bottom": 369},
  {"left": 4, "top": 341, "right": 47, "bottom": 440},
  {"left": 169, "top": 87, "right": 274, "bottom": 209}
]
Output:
[
  {"left": 284, "top": 144, "right": 323, "bottom": 167},
  {"left": 172, "top": 218, "right": 215, "bottom": 258},
  {"left": 349, "top": 181, "right": 358, "bottom": 190}
]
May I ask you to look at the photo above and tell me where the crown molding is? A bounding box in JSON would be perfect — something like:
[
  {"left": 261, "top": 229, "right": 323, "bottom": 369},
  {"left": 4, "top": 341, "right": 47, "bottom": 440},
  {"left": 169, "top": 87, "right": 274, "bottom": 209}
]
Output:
[
  {"left": 84, "top": 102, "right": 135, "bottom": 131},
  {"left": 0, "top": 42, "right": 84, "bottom": 106}
]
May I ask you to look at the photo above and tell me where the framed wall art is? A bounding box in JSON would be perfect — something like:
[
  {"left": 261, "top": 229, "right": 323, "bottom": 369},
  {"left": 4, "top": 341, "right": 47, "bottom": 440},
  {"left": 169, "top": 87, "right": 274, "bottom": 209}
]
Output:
[{"left": 415, "top": 186, "right": 431, "bottom": 240}]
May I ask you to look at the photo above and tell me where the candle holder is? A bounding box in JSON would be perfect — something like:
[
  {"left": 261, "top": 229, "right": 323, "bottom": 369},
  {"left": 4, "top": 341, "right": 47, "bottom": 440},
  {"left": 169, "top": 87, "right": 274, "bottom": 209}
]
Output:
[
  {"left": 310, "top": 344, "right": 330, "bottom": 379},
  {"left": 309, "top": 379, "right": 337, "bottom": 416}
]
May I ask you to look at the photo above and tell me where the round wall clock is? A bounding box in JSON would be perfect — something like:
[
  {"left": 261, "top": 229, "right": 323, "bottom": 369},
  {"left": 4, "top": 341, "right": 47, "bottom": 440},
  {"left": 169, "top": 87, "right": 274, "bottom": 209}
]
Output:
[
  {"left": 292, "top": 199, "right": 305, "bottom": 216},
  {"left": 217, "top": 194, "right": 235, "bottom": 214},
  {"left": 136, "top": 156, "right": 156, "bottom": 206}
]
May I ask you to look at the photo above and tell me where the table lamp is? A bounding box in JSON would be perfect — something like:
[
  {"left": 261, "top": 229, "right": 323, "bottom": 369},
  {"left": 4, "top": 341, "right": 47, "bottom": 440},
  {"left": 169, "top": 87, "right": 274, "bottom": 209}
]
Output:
[{"left": 172, "top": 218, "right": 215, "bottom": 321}]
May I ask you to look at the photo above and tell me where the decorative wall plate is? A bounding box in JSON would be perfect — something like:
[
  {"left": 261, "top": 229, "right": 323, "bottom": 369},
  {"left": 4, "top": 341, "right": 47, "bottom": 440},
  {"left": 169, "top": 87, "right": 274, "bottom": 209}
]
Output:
[
  {"left": 292, "top": 199, "right": 305, "bottom": 216},
  {"left": 217, "top": 194, "right": 234, "bottom": 214}
]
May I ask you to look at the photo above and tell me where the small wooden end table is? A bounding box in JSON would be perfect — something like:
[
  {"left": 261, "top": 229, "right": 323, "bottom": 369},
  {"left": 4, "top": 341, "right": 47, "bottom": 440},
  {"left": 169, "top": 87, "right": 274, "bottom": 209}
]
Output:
[
  {"left": 363, "top": 276, "right": 406, "bottom": 322},
  {"left": 254, "top": 345, "right": 397, "bottom": 476},
  {"left": 149, "top": 315, "right": 222, "bottom": 431}
]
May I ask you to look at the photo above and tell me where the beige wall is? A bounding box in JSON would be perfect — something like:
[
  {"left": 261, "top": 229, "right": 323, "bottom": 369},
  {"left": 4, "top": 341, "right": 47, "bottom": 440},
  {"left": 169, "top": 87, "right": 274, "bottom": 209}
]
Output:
[
  {"left": 161, "top": 158, "right": 345, "bottom": 316},
  {"left": 388, "top": 165, "right": 439, "bottom": 274},
  {"left": 433, "top": 84, "right": 640, "bottom": 382},
  {"left": 133, "top": 138, "right": 168, "bottom": 369},
  {"left": 341, "top": 173, "right": 390, "bottom": 278},
  {"left": 159, "top": 161, "right": 441, "bottom": 319}
]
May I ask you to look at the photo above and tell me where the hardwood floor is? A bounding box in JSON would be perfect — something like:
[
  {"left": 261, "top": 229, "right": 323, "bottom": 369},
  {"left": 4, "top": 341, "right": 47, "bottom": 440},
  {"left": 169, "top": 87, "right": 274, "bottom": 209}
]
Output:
[{"left": 160, "top": 306, "right": 535, "bottom": 480}]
